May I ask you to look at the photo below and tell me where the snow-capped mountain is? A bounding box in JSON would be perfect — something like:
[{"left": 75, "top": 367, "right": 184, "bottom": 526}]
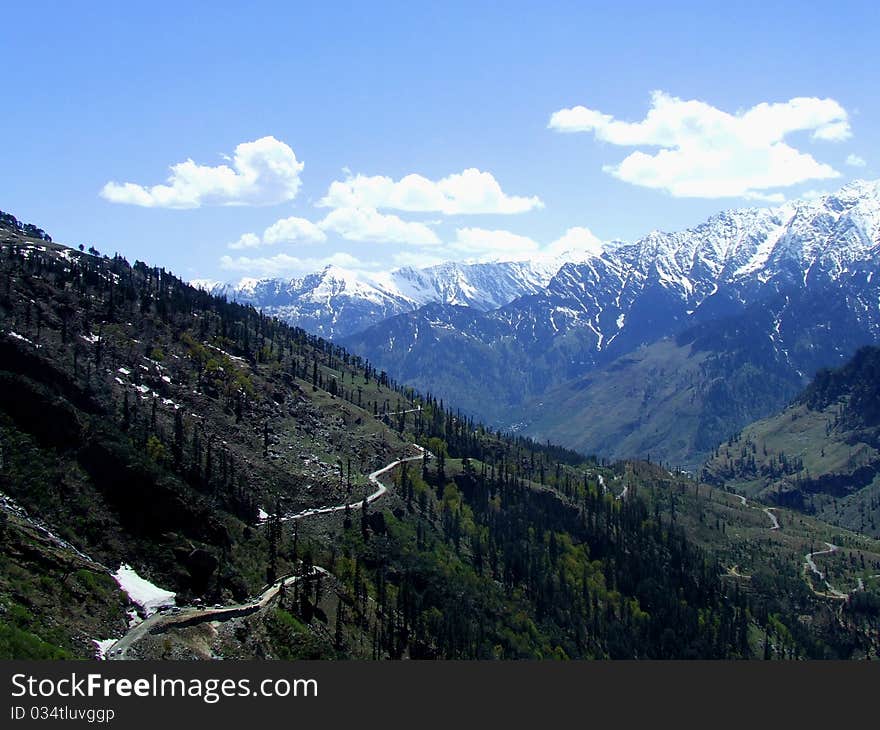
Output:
[
  {"left": 199, "top": 267, "right": 414, "bottom": 339},
  {"left": 201, "top": 259, "right": 561, "bottom": 338},
  {"left": 340, "top": 180, "right": 880, "bottom": 463},
  {"left": 493, "top": 179, "right": 880, "bottom": 359}
]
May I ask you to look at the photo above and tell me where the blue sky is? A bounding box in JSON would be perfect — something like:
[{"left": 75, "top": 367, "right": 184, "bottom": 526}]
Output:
[{"left": 2, "top": 1, "right": 877, "bottom": 282}]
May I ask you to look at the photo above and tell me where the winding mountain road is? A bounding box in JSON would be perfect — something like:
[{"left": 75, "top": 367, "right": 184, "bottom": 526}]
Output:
[
  {"left": 730, "top": 491, "right": 779, "bottom": 530},
  {"left": 763, "top": 507, "right": 780, "bottom": 530},
  {"left": 803, "top": 543, "right": 848, "bottom": 599},
  {"left": 380, "top": 406, "right": 422, "bottom": 417},
  {"left": 726, "top": 492, "right": 854, "bottom": 598},
  {"left": 280, "top": 444, "right": 428, "bottom": 522},
  {"left": 804, "top": 542, "right": 839, "bottom": 579}
]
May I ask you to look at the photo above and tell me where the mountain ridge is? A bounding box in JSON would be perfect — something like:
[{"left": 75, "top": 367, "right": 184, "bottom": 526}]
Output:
[{"left": 200, "top": 258, "right": 564, "bottom": 339}]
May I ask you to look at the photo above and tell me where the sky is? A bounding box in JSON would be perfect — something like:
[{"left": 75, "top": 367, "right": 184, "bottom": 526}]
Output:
[{"left": 2, "top": 1, "right": 878, "bottom": 283}]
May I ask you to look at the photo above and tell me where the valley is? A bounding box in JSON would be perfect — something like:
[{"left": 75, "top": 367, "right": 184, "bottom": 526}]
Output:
[{"left": 2, "top": 203, "right": 879, "bottom": 662}]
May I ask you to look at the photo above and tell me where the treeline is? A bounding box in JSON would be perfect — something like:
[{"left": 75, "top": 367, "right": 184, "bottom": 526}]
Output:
[{"left": 0, "top": 210, "right": 52, "bottom": 242}]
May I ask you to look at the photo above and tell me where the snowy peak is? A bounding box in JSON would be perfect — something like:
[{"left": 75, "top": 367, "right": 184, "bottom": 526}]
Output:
[
  {"left": 204, "top": 258, "right": 563, "bottom": 338},
  {"left": 477, "top": 179, "right": 880, "bottom": 361},
  {"left": 339, "top": 182, "right": 880, "bottom": 470},
  {"left": 391, "top": 260, "right": 555, "bottom": 311},
  {"left": 576, "top": 181, "right": 880, "bottom": 301},
  {"left": 303, "top": 265, "right": 406, "bottom": 305}
]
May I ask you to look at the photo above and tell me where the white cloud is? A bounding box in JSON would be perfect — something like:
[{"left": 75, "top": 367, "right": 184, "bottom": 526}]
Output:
[
  {"left": 846, "top": 153, "right": 867, "bottom": 168},
  {"left": 543, "top": 227, "right": 604, "bottom": 258},
  {"left": 219, "top": 251, "right": 362, "bottom": 277},
  {"left": 442, "top": 226, "right": 609, "bottom": 263},
  {"left": 228, "top": 233, "right": 263, "bottom": 250},
  {"left": 223, "top": 219, "right": 611, "bottom": 274},
  {"left": 319, "top": 206, "right": 440, "bottom": 245},
  {"left": 741, "top": 191, "right": 787, "bottom": 203},
  {"left": 262, "top": 216, "right": 327, "bottom": 245},
  {"left": 319, "top": 168, "right": 543, "bottom": 214},
  {"left": 226, "top": 205, "right": 437, "bottom": 256},
  {"left": 228, "top": 216, "right": 327, "bottom": 250},
  {"left": 101, "top": 136, "right": 304, "bottom": 208},
  {"left": 448, "top": 227, "right": 541, "bottom": 262},
  {"left": 548, "top": 91, "right": 848, "bottom": 199},
  {"left": 812, "top": 123, "right": 851, "bottom": 142}
]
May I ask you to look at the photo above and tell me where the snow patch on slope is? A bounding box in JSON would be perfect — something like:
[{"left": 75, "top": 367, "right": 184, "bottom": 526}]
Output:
[{"left": 112, "top": 564, "right": 176, "bottom": 616}]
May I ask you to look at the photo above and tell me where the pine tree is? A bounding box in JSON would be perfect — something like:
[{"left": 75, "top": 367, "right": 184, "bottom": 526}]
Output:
[{"left": 361, "top": 497, "right": 369, "bottom": 540}]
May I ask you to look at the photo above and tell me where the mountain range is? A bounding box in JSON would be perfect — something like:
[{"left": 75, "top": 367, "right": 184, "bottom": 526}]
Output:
[
  {"left": 198, "top": 258, "right": 563, "bottom": 340},
  {"left": 209, "top": 180, "right": 880, "bottom": 467},
  {"left": 3, "top": 210, "right": 880, "bottom": 660}
]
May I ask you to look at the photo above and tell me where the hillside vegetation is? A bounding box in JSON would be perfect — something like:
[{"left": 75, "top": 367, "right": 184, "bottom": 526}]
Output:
[{"left": 704, "top": 346, "right": 880, "bottom": 538}]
